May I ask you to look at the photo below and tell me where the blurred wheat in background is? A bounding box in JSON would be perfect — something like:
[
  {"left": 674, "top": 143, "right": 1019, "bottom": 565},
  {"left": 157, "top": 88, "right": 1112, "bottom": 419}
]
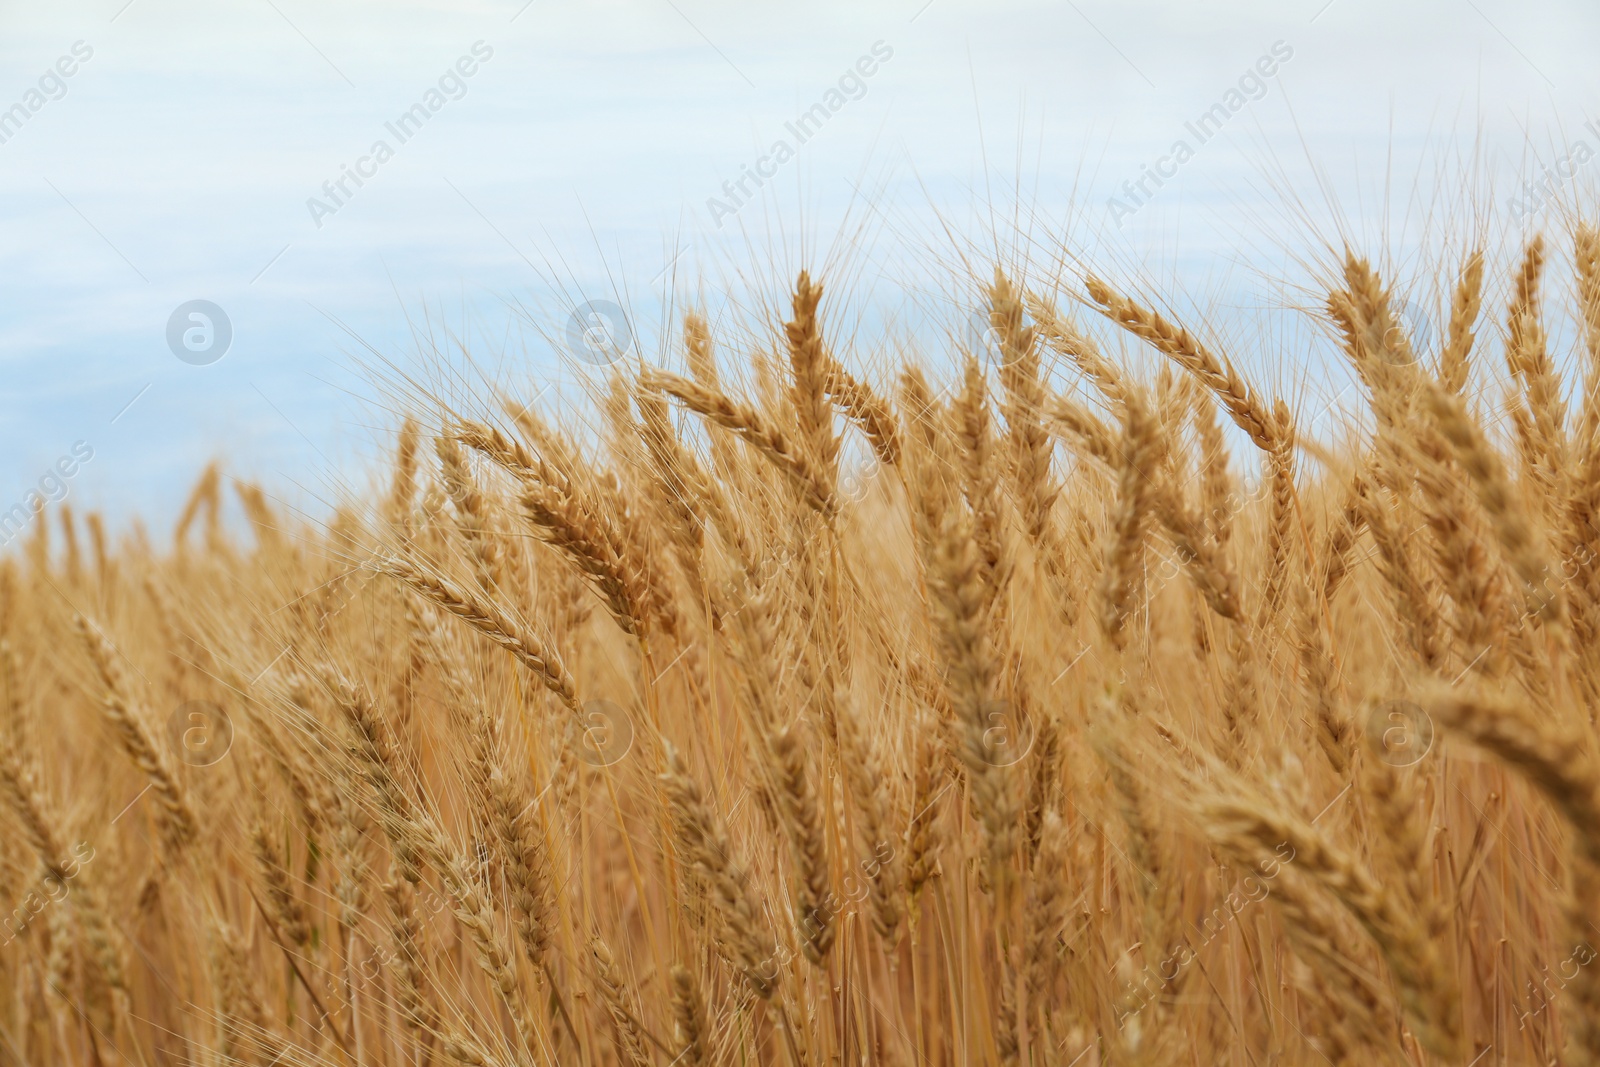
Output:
[{"left": 8, "top": 221, "right": 1600, "bottom": 1066}]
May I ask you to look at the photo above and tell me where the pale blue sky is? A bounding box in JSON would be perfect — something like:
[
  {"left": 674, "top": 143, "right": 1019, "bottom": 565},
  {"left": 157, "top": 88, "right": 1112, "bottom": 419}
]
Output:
[{"left": 0, "top": 0, "right": 1595, "bottom": 540}]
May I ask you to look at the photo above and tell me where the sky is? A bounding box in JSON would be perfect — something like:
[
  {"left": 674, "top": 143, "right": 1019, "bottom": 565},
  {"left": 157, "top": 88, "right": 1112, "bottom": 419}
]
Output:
[{"left": 0, "top": 0, "right": 1595, "bottom": 542}]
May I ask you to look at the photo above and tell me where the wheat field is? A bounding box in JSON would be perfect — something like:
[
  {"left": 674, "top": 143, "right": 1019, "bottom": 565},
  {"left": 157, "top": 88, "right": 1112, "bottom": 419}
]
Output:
[{"left": 4, "top": 228, "right": 1600, "bottom": 1067}]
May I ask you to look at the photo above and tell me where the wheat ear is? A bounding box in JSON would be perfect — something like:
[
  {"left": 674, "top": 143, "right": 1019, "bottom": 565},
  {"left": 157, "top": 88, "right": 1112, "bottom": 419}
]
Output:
[
  {"left": 76, "top": 615, "right": 198, "bottom": 853},
  {"left": 643, "top": 367, "right": 839, "bottom": 520},
  {"left": 588, "top": 935, "right": 651, "bottom": 1067},
  {"left": 1027, "top": 290, "right": 1129, "bottom": 406},
  {"left": 1421, "top": 380, "right": 1562, "bottom": 622},
  {"left": 660, "top": 745, "right": 780, "bottom": 998},
  {"left": 1438, "top": 249, "right": 1485, "bottom": 395},
  {"left": 383, "top": 556, "right": 581, "bottom": 715},
  {"left": 785, "top": 270, "right": 840, "bottom": 478},
  {"left": 669, "top": 963, "right": 710, "bottom": 1066},
  {"left": 1099, "top": 389, "right": 1162, "bottom": 647},
  {"left": 1086, "top": 274, "right": 1281, "bottom": 452},
  {"left": 1197, "top": 790, "right": 1462, "bottom": 1059}
]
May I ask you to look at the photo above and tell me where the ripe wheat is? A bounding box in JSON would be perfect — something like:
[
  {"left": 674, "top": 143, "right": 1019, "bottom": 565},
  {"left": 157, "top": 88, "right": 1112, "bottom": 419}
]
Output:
[{"left": 6, "top": 234, "right": 1600, "bottom": 1067}]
